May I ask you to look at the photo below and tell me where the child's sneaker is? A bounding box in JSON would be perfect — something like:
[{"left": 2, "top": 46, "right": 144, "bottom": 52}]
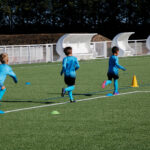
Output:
[
  {"left": 102, "top": 81, "right": 106, "bottom": 88},
  {"left": 0, "top": 110, "right": 4, "bottom": 114},
  {"left": 61, "top": 88, "right": 65, "bottom": 97},
  {"left": 70, "top": 100, "right": 76, "bottom": 103},
  {"left": 113, "top": 91, "right": 119, "bottom": 95}
]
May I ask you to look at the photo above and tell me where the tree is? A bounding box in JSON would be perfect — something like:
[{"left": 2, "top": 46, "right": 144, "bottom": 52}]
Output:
[{"left": 0, "top": 0, "right": 149, "bottom": 38}]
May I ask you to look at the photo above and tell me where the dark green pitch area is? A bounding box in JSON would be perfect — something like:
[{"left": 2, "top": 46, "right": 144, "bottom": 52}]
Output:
[{"left": 0, "top": 56, "right": 150, "bottom": 150}]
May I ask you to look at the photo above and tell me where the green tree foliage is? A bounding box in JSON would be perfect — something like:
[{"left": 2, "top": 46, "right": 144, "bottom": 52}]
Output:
[{"left": 0, "top": 0, "right": 149, "bottom": 38}]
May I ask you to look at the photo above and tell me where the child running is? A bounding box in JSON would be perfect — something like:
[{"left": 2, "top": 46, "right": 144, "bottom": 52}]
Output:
[
  {"left": 61, "top": 47, "right": 80, "bottom": 102},
  {"left": 102, "top": 46, "right": 126, "bottom": 95},
  {"left": 0, "top": 53, "right": 18, "bottom": 102}
]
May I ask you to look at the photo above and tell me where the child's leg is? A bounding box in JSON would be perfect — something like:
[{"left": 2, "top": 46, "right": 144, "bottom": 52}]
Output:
[
  {"left": 102, "top": 80, "right": 112, "bottom": 88},
  {"left": 113, "top": 79, "right": 119, "bottom": 94},
  {"left": 102, "top": 73, "right": 112, "bottom": 88},
  {"left": 0, "top": 88, "right": 6, "bottom": 100},
  {"left": 65, "top": 85, "right": 75, "bottom": 101},
  {"left": 68, "top": 91, "right": 73, "bottom": 101},
  {"left": 65, "top": 85, "right": 75, "bottom": 92},
  {"left": 62, "top": 76, "right": 76, "bottom": 101},
  {"left": 105, "top": 80, "right": 112, "bottom": 86}
]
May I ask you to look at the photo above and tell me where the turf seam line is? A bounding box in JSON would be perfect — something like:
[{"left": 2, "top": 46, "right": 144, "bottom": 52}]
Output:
[{"left": 4, "top": 90, "right": 150, "bottom": 114}]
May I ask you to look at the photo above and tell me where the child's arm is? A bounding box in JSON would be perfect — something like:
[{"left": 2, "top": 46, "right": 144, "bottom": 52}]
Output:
[
  {"left": 8, "top": 68, "right": 18, "bottom": 83},
  {"left": 75, "top": 58, "right": 80, "bottom": 71},
  {"left": 60, "top": 58, "right": 67, "bottom": 76},
  {"left": 115, "top": 57, "right": 126, "bottom": 71}
]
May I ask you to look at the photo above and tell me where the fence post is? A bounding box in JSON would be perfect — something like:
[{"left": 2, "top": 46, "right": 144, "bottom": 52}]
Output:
[
  {"left": 104, "top": 42, "right": 107, "bottom": 58},
  {"left": 92, "top": 42, "right": 96, "bottom": 58},
  {"left": 51, "top": 44, "right": 54, "bottom": 62},
  {"left": 19, "top": 46, "right": 22, "bottom": 64},
  {"left": 135, "top": 40, "right": 137, "bottom": 56},
  {"left": 4, "top": 46, "right": 7, "bottom": 53},
  {"left": 45, "top": 44, "right": 50, "bottom": 62},
  {"left": 28, "top": 46, "right": 31, "bottom": 64},
  {"left": 12, "top": 46, "right": 14, "bottom": 64}
]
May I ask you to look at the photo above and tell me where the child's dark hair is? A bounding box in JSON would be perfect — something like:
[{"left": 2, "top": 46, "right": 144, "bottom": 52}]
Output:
[
  {"left": 112, "top": 46, "right": 119, "bottom": 54},
  {"left": 0, "top": 53, "right": 8, "bottom": 64},
  {"left": 64, "top": 47, "right": 72, "bottom": 56}
]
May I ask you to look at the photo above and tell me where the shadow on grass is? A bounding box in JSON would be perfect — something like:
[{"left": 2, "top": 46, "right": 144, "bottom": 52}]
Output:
[
  {"left": 48, "top": 92, "right": 93, "bottom": 96},
  {"left": 2, "top": 100, "right": 54, "bottom": 104},
  {"left": 73, "top": 93, "right": 93, "bottom": 96},
  {"left": 1, "top": 88, "right": 127, "bottom": 103},
  {"left": 2, "top": 84, "right": 150, "bottom": 103}
]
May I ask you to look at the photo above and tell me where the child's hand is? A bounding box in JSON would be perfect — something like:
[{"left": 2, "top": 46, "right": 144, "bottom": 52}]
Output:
[
  {"left": 60, "top": 71, "right": 63, "bottom": 76},
  {"left": 1, "top": 86, "right": 5, "bottom": 90},
  {"left": 14, "top": 78, "right": 18, "bottom": 83}
]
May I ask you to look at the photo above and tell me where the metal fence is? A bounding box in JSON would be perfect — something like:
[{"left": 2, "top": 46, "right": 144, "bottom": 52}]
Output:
[
  {"left": 0, "top": 40, "right": 149, "bottom": 64},
  {"left": 0, "top": 44, "right": 57, "bottom": 64},
  {"left": 92, "top": 39, "right": 149, "bottom": 58}
]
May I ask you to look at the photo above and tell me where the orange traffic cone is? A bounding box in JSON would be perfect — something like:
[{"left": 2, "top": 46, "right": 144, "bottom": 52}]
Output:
[{"left": 131, "top": 75, "right": 139, "bottom": 87}]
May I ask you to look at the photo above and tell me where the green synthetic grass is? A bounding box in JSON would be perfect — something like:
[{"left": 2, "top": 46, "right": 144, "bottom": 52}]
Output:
[{"left": 0, "top": 56, "right": 150, "bottom": 150}]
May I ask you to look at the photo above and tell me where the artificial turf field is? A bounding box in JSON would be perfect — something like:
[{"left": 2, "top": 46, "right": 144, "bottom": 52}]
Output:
[{"left": 0, "top": 56, "right": 150, "bottom": 150}]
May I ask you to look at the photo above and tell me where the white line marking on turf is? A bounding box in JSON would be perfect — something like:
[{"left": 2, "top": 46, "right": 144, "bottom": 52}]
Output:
[{"left": 4, "top": 90, "right": 150, "bottom": 114}]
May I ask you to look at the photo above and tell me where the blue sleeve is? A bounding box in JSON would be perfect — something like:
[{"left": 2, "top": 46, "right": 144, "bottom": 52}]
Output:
[
  {"left": 75, "top": 58, "right": 80, "bottom": 71},
  {"left": 61, "top": 58, "right": 67, "bottom": 75},
  {"left": 8, "top": 67, "right": 18, "bottom": 83},
  {"left": 115, "top": 57, "right": 126, "bottom": 71}
]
